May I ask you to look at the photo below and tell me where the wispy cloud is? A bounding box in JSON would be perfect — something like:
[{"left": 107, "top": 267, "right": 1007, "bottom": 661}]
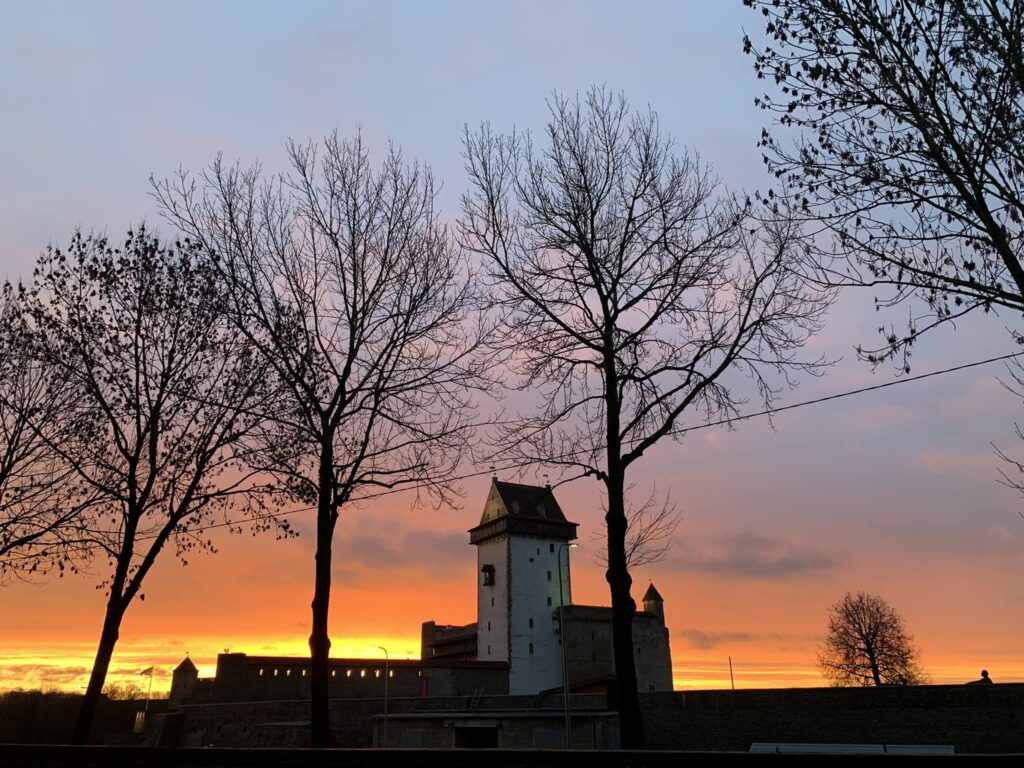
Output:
[{"left": 667, "top": 531, "right": 838, "bottom": 579}]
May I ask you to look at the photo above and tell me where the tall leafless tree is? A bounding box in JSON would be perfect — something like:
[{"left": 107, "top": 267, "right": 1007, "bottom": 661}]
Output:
[
  {"left": 18, "top": 229, "right": 279, "bottom": 744},
  {"left": 155, "top": 133, "right": 489, "bottom": 747},
  {"left": 818, "top": 591, "right": 927, "bottom": 686},
  {"left": 0, "top": 285, "right": 91, "bottom": 580},
  {"left": 460, "top": 88, "right": 833, "bottom": 748}
]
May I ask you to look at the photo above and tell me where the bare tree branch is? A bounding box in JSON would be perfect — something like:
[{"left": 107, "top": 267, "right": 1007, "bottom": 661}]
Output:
[{"left": 154, "top": 132, "right": 493, "bottom": 747}]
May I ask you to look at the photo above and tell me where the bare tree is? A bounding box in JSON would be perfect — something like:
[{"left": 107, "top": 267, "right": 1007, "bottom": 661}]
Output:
[
  {"left": 0, "top": 285, "right": 90, "bottom": 580},
  {"left": 589, "top": 485, "right": 682, "bottom": 569},
  {"left": 18, "top": 228, "right": 278, "bottom": 744},
  {"left": 818, "top": 591, "right": 927, "bottom": 686},
  {"left": 155, "top": 133, "right": 488, "bottom": 747},
  {"left": 744, "top": 0, "right": 1024, "bottom": 366},
  {"left": 460, "top": 88, "right": 832, "bottom": 748}
]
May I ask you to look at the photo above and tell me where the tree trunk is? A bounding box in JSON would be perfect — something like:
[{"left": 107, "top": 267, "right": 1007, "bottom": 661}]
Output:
[
  {"left": 867, "top": 645, "right": 882, "bottom": 686},
  {"left": 71, "top": 596, "right": 124, "bottom": 744},
  {"left": 309, "top": 440, "right": 336, "bottom": 747},
  {"left": 605, "top": 468, "right": 644, "bottom": 748}
]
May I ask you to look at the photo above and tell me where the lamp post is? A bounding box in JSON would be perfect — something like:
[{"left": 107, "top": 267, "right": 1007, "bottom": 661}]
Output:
[
  {"left": 557, "top": 542, "right": 578, "bottom": 748},
  {"left": 377, "top": 646, "right": 389, "bottom": 747}
]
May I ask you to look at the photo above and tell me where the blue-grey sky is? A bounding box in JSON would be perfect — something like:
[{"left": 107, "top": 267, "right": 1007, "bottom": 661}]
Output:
[{"left": 2, "top": 1, "right": 1022, "bottom": 691}]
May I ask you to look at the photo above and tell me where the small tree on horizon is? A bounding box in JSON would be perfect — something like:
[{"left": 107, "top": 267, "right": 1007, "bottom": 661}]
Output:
[{"left": 818, "top": 591, "right": 928, "bottom": 687}]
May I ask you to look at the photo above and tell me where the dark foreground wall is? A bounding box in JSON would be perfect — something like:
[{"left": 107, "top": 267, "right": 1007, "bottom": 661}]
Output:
[
  {"left": 0, "top": 691, "right": 167, "bottom": 745},
  {"left": 0, "top": 746, "right": 1021, "bottom": 768},
  {"left": 643, "top": 684, "right": 1024, "bottom": 754}
]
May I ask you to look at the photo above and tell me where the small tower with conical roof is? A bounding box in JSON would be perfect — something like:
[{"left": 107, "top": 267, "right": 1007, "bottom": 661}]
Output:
[
  {"left": 469, "top": 478, "right": 577, "bottom": 694},
  {"left": 168, "top": 655, "right": 198, "bottom": 708},
  {"left": 642, "top": 582, "right": 665, "bottom": 623}
]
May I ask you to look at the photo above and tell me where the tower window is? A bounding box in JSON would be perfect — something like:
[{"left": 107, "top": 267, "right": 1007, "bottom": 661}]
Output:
[
  {"left": 529, "top": 618, "right": 534, "bottom": 628},
  {"left": 346, "top": 670, "right": 352, "bottom": 677},
  {"left": 259, "top": 669, "right": 264, "bottom": 677},
  {"left": 481, "top": 564, "right": 495, "bottom": 586},
  {"left": 491, "top": 597, "right": 494, "bottom": 607},
  {"left": 488, "top": 621, "right": 491, "bottom": 631},
  {"left": 536, "top": 548, "right": 540, "bottom": 555},
  {"left": 547, "top": 570, "right": 552, "bottom": 581},
  {"left": 529, "top": 643, "right": 534, "bottom": 654},
  {"left": 550, "top": 544, "right": 554, "bottom": 553},
  {"left": 547, "top": 597, "right": 552, "bottom": 606}
]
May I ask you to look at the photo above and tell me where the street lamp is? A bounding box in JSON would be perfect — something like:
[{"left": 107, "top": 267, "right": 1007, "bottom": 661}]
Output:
[
  {"left": 377, "top": 645, "right": 389, "bottom": 747},
  {"left": 557, "top": 542, "right": 578, "bottom": 748}
]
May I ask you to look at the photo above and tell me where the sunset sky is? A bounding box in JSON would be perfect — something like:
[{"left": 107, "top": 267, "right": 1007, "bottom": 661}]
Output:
[{"left": 1, "top": 0, "right": 1022, "bottom": 696}]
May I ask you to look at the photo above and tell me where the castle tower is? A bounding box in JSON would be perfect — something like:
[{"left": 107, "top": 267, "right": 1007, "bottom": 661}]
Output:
[
  {"left": 642, "top": 582, "right": 665, "bottom": 623},
  {"left": 469, "top": 479, "right": 577, "bottom": 694},
  {"left": 168, "top": 655, "right": 197, "bottom": 708}
]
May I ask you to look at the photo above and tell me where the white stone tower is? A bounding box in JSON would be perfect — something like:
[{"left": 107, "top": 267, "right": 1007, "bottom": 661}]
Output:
[{"left": 469, "top": 478, "right": 578, "bottom": 694}]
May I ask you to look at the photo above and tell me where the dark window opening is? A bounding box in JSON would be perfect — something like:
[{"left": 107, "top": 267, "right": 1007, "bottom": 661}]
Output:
[
  {"left": 481, "top": 564, "right": 495, "bottom": 586},
  {"left": 550, "top": 543, "right": 554, "bottom": 553},
  {"left": 529, "top": 618, "right": 534, "bottom": 628},
  {"left": 547, "top": 597, "right": 552, "bottom": 606},
  {"left": 529, "top": 642, "right": 534, "bottom": 654},
  {"left": 547, "top": 570, "right": 552, "bottom": 581}
]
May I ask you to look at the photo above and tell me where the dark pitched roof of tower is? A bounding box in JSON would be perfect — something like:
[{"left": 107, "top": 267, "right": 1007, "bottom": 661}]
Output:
[
  {"left": 492, "top": 480, "right": 569, "bottom": 522},
  {"left": 642, "top": 583, "right": 664, "bottom": 603},
  {"left": 174, "top": 656, "right": 197, "bottom": 673},
  {"left": 470, "top": 479, "right": 577, "bottom": 544}
]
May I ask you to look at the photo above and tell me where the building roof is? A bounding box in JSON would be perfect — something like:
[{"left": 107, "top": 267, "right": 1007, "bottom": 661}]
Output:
[
  {"left": 175, "top": 656, "right": 197, "bottom": 673},
  {"left": 469, "top": 479, "right": 577, "bottom": 544},
  {"left": 642, "top": 583, "right": 664, "bottom": 603},
  {"left": 488, "top": 480, "right": 569, "bottom": 523}
]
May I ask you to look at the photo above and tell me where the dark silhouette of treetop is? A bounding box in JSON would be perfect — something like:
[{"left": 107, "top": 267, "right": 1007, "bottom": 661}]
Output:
[
  {"left": 818, "top": 591, "right": 927, "bottom": 686},
  {"left": 744, "top": 0, "right": 1024, "bottom": 366}
]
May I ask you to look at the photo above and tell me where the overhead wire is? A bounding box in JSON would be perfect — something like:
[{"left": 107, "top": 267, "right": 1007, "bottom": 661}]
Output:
[{"left": 158, "top": 349, "right": 1023, "bottom": 540}]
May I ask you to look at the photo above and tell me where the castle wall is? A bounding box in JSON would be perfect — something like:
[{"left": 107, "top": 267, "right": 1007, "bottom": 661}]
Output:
[
  {"left": 506, "top": 536, "right": 570, "bottom": 694},
  {"left": 176, "top": 654, "right": 507, "bottom": 705},
  {"left": 475, "top": 535, "right": 509, "bottom": 663},
  {"left": 562, "top": 606, "right": 673, "bottom": 692}
]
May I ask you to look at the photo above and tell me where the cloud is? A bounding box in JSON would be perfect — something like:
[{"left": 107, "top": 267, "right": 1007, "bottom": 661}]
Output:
[
  {"left": 667, "top": 531, "right": 839, "bottom": 579},
  {"left": 676, "top": 629, "right": 761, "bottom": 650},
  {"left": 333, "top": 523, "right": 469, "bottom": 579}
]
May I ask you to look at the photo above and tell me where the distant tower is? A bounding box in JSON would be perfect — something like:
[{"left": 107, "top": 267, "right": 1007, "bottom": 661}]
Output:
[
  {"left": 168, "top": 655, "right": 198, "bottom": 708},
  {"left": 469, "top": 479, "right": 577, "bottom": 694},
  {"left": 642, "top": 582, "right": 665, "bottom": 623}
]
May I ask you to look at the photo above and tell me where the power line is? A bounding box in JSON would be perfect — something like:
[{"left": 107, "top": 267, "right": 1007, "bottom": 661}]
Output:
[{"left": 163, "top": 349, "right": 1022, "bottom": 539}]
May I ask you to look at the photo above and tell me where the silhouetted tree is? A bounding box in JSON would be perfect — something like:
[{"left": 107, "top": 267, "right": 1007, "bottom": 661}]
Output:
[
  {"left": 818, "top": 591, "right": 927, "bottom": 686},
  {"left": 744, "top": 0, "right": 1024, "bottom": 365},
  {"left": 0, "top": 285, "right": 91, "bottom": 579},
  {"left": 460, "top": 88, "right": 832, "bottom": 747},
  {"left": 589, "top": 486, "right": 682, "bottom": 569},
  {"left": 155, "top": 133, "right": 488, "bottom": 747},
  {"left": 18, "top": 229, "right": 277, "bottom": 743}
]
